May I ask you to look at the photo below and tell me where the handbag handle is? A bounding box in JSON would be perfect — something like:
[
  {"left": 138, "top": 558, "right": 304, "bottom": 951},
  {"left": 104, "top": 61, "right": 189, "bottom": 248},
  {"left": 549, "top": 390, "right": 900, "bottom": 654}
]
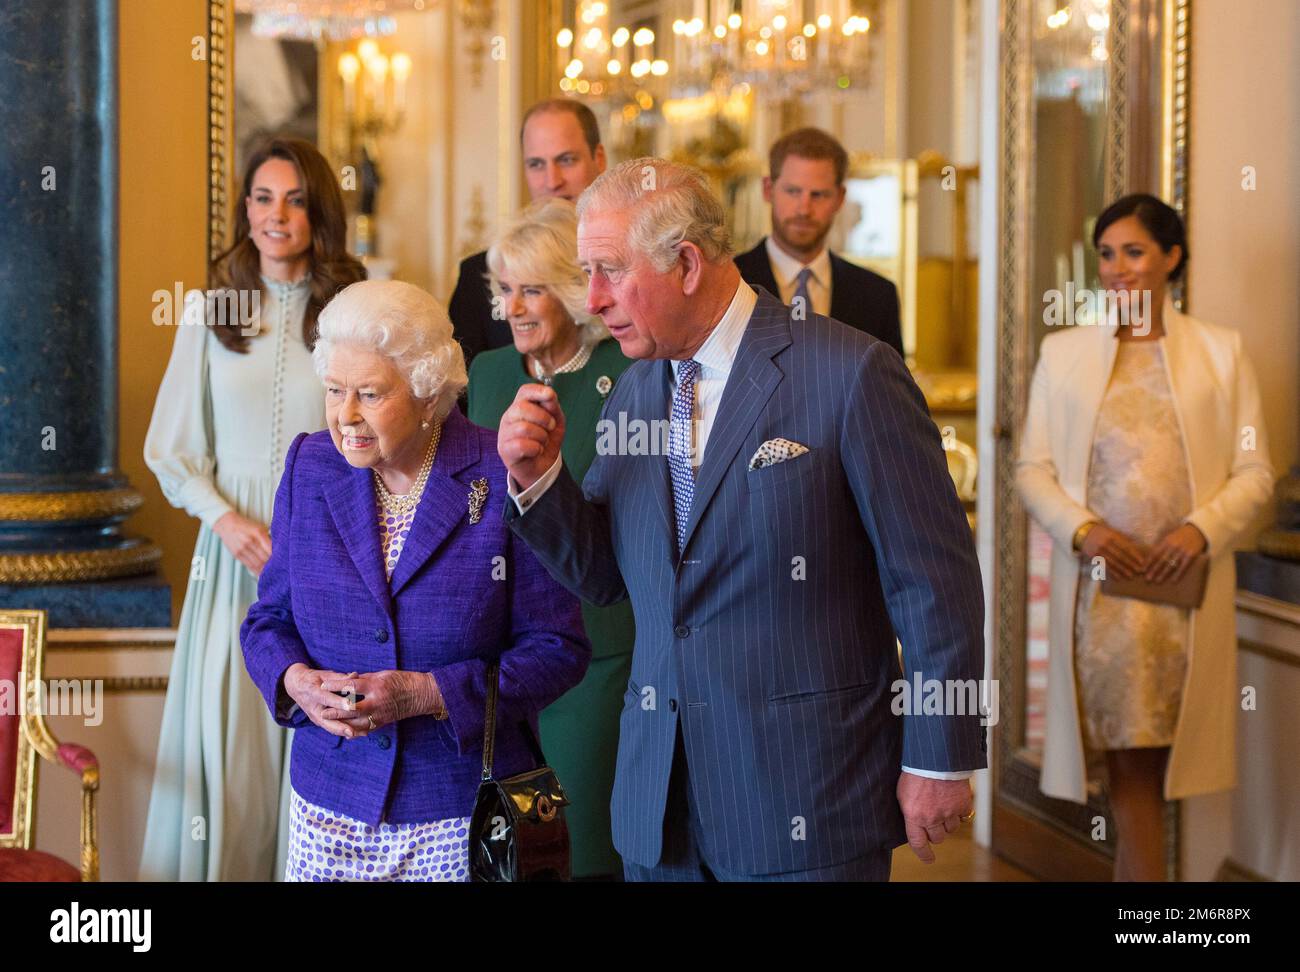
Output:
[{"left": 480, "top": 663, "right": 548, "bottom": 782}]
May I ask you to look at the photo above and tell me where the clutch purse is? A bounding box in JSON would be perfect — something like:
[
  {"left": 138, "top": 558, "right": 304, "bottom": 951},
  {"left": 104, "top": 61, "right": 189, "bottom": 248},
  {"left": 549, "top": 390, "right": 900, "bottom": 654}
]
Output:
[
  {"left": 468, "top": 663, "right": 571, "bottom": 882},
  {"left": 1101, "top": 553, "right": 1209, "bottom": 609}
]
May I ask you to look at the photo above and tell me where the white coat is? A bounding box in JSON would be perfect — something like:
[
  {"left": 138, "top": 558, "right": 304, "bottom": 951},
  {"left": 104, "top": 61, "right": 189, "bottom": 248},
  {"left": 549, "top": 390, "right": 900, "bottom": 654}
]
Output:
[{"left": 1016, "top": 299, "right": 1274, "bottom": 803}]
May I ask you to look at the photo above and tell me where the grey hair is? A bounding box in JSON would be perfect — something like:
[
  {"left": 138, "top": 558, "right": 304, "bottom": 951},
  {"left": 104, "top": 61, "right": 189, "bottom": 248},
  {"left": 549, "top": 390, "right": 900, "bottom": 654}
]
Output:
[
  {"left": 576, "top": 157, "right": 733, "bottom": 273},
  {"left": 312, "top": 279, "right": 468, "bottom": 420},
  {"left": 486, "top": 197, "right": 608, "bottom": 348}
]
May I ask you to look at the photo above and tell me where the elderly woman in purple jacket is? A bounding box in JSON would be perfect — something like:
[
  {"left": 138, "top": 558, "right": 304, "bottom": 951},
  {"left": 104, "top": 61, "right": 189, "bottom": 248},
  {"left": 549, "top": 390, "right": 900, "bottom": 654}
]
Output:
[{"left": 240, "top": 279, "right": 590, "bottom": 882}]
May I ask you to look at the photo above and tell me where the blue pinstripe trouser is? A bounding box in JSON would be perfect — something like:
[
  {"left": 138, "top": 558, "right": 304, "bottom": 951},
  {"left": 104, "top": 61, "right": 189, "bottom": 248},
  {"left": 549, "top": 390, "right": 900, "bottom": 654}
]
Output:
[{"left": 622, "top": 723, "right": 893, "bottom": 883}]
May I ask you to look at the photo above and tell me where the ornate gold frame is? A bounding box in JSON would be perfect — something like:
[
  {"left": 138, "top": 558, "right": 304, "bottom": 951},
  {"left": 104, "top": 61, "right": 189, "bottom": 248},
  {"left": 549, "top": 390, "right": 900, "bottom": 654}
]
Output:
[
  {"left": 991, "top": 0, "right": 1191, "bottom": 882},
  {"left": 0, "top": 609, "right": 100, "bottom": 881},
  {"left": 209, "top": 0, "right": 235, "bottom": 269}
]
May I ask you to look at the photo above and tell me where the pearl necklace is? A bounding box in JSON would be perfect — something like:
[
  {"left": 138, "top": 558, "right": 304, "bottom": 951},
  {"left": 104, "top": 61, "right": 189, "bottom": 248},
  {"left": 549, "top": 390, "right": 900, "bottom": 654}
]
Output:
[
  {"left": 373, "top": 423, "right": 442, "bottom": 515},
  {"left": 531, "top": 342, "right": 593, "bottom": 383}
]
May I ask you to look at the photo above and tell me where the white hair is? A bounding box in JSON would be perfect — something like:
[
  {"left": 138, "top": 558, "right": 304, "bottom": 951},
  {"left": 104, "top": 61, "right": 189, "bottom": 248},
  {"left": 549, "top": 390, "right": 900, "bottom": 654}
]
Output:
[
  {"left": 486, "top": 197, "right": 608, "bottom": 348},
  {"left": 312, "top": 279, "right": 468, "bottom": 420},
  {"left": 575, "top": 157, "right": 733, "bottom": 272}
]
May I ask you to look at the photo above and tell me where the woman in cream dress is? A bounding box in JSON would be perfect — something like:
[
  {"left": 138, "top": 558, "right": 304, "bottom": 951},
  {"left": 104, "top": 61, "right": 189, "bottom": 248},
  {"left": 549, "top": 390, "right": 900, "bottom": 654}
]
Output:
[
  {"left": 139, "top": 137, "right": 365, "bottom": 880},
  {"left": 1017, "top": 195, "right": 1274, "bottom": 881}
]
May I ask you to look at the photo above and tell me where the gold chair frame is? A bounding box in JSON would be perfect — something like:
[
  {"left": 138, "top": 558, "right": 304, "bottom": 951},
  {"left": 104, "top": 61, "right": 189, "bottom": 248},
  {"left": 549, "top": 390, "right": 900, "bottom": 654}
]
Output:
[{"left": 0, "top": 609, "right": 100, "bottom": 881}]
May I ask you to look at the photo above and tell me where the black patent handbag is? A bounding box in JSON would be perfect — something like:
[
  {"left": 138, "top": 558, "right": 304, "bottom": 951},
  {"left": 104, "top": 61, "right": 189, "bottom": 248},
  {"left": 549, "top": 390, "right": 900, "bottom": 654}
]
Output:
[{"left": 468, "top": 664, "right": 571, "bottom": 882}]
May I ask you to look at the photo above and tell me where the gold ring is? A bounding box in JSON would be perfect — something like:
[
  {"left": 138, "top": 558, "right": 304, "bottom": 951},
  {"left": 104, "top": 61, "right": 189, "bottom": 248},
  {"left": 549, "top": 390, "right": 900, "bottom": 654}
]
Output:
[
  {"left": 366, "top": 714, "right": 376, "bottom": 731},
  {"left": 960, "top": 811, "right": 975, "bottom": 822}
]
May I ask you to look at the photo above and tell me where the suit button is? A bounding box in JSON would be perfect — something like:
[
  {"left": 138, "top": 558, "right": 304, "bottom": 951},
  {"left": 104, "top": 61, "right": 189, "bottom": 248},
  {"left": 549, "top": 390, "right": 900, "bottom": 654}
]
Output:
[
  {"left": 376, "top": 735, "right": 391, "bottom": 749},
  {"left": 374, "top": 628, "right": 388, "bottom": 643},
  {"left": 674, "top": 625, "right": 689, "bottom": 638},
  {"left": 669, "top": 699, "right": 678, "bottom": 712}
]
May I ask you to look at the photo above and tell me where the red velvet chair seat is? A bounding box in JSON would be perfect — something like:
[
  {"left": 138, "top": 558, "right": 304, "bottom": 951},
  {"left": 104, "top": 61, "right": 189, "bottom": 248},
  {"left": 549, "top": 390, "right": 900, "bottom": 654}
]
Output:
[{"left": 0, "top": 847, "right": 80, "bottom": 882}]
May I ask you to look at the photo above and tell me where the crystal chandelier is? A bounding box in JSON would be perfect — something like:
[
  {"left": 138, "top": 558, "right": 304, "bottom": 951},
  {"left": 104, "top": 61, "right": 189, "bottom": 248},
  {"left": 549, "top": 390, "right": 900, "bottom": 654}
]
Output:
[
  {"left": 1033, "top": 0, "right": 1111, "bottom": 103},
  {"left": 670, "top": 0, "right": 877, "bottom": 100},
  {"left": 236, "top": 0, "right": 438, "bottom": 41},
  {"left": 555, "top": 1, "right": 671, "bottom": 101}
]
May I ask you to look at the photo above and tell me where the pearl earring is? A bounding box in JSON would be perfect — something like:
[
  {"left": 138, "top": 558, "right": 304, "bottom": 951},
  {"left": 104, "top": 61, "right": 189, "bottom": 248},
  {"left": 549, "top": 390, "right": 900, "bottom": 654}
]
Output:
[{"left": 421, "top": 420, "right": 430, "bottom": 430}]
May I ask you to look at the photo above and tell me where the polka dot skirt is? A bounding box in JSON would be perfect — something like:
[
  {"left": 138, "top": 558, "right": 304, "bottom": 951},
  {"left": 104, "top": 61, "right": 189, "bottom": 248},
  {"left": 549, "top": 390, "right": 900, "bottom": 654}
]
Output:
[{"left": 285, "top": 789, "right": 471, "bottom": 882}]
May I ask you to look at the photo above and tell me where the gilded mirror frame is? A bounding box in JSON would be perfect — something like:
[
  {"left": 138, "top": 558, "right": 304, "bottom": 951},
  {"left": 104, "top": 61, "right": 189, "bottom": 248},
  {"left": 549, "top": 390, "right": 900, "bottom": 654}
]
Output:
[
  {"left": 208, "top": 0, "right": 235, "bottom": 269},
  {"left": 991, "top": 0, "right": 1191, "bottom": 880}
]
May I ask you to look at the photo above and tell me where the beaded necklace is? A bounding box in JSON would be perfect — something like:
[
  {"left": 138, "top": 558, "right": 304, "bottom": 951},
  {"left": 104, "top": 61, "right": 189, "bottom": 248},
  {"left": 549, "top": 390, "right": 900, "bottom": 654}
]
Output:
[
  {"left": 531, "top": 341, "right": 593, "bottom": 384},
  {"left": 373, "top": 422, "right": 441, "bottom": 515}
]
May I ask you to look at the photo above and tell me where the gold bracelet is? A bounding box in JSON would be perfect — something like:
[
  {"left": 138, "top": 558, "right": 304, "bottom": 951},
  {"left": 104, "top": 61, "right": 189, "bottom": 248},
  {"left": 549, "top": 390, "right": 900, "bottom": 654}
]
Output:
[
  {"left": 428, "top": 673, "right": 448, "bottom": 720},
  {"left": 1072, "top": 520, "right": 1099, "bottom": 552}
]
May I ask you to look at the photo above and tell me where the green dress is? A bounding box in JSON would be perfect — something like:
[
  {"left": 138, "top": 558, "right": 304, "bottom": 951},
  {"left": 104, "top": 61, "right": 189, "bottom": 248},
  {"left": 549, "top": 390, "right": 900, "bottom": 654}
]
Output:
[{"left": 468, "top": 337, "right": 634, "bottom": 878}]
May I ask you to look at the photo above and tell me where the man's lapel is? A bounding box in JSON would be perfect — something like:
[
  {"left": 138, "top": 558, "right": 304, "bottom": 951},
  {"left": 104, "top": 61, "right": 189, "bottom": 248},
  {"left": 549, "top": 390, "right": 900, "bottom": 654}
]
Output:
[
  {"left": 754, "top": 238, "right": 782, "bottom": 297},
  {"left": 828, "top": 251, "right": 852, "bottom": 324},
  {"left": 679, "top": 292, "right": 791, "bottom": 556},
  {"left": 645, "top": 359, "right": 675, "bottom": 545}
]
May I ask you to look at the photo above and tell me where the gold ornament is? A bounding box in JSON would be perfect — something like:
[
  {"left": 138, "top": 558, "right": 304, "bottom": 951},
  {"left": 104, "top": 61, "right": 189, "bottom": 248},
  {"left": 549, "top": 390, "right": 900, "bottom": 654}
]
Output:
[{"left": 467, "top": 478, "right": 489, "bottom": 524}]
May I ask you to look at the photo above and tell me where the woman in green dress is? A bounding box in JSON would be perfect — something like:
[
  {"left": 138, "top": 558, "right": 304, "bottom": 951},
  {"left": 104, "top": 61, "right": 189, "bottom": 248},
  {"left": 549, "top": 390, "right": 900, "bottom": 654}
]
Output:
[{"left": 467, "top": 197, "right": 632, "bottom": 879}]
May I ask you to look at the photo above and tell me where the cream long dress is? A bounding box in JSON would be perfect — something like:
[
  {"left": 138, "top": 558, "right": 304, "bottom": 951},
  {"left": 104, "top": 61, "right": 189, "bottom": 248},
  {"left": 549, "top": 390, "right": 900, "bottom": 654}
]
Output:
[{"left": 139, "top": 276, "right": 324, "bottom": 881}]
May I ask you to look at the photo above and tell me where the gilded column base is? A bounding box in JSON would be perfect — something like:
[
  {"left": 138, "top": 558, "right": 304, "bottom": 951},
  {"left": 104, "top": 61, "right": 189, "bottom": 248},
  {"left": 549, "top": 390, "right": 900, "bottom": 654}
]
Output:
[
  {"left": 0, "top": 486, "right": 144, "bottom": 522},
  {"left": 0, "top": 540, "right": 162, "bottom": 584}
]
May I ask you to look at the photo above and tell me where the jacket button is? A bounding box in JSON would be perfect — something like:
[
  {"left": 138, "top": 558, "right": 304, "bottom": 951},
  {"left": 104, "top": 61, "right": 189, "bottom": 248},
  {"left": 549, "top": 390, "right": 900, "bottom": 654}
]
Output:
[
  {"left": 674, "top": 624, "right": 689, "bottom": 638},
  {"left": 374, "top": 628, "right": 388, "bottom": 643},
  {"left": 375, "top": 735, "right": 391, "bottom": 749},
  {"left": 669, "top": 699, "right": 678, "bottom": 712}
]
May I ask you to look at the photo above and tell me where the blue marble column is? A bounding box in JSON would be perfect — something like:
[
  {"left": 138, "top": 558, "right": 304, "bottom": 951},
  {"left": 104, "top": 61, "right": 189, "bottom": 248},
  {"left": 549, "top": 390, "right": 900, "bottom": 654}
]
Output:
[{"left": 0, "top": 0, "right": 167, "bottom": 624}]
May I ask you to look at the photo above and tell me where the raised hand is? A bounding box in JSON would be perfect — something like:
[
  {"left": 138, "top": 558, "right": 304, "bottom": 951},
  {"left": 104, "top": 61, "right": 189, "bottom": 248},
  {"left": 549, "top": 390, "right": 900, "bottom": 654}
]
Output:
[{"left": 497, "top": 383, "right": 567, "bottom": 491}]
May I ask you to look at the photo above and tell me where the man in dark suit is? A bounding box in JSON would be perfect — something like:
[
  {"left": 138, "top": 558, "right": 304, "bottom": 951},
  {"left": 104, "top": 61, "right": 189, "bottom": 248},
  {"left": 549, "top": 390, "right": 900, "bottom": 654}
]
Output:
[
  {"left": 497, "top": 159, "right": 985, "bottom": 881},
  {"left": 447, "top": 99, "right": 606, "bottom": 369},
  {"left": 733, "top": 127, "right": 905, "bottom": 358}
]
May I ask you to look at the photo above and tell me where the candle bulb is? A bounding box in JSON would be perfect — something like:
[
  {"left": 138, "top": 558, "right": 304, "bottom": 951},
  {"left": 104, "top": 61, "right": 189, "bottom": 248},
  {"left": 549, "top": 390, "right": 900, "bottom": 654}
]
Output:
[
  {"left": 339, "top": 52, "right": 360, "bottom": 115},
  {"left": 370, "top": 53, "right": 389, "bottom": 113},
  {"left": 557, "top": 27, "right": 574, "bottom": 73},
  {"left": 391, "top": 52, "right": 411, "bottom": 113}
]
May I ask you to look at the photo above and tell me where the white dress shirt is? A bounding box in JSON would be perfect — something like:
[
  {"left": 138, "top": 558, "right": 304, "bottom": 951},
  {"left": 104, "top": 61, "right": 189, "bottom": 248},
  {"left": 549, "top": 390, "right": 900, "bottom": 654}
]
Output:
[
  {"left": 507, "top": 277, "right": 969, "bottom": 783},
  {"left": 765, "top": 236, "right": 832, "bottom": 318},
  {"left": 510, "top": 279, "right": 756, "bottom": 508}
]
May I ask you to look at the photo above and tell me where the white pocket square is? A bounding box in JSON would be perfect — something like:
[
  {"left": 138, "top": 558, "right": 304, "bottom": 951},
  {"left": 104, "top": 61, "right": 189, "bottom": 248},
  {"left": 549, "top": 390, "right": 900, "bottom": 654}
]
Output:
[{"left": 748, "top": 438, "right": 810, "bottom": 471}]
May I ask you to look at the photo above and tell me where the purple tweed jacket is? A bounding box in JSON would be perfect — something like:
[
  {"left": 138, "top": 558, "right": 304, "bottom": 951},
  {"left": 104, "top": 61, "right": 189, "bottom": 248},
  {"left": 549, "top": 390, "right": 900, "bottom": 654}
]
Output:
[{"left": 240, "top": 409, "right": 590, "bottom": 825}]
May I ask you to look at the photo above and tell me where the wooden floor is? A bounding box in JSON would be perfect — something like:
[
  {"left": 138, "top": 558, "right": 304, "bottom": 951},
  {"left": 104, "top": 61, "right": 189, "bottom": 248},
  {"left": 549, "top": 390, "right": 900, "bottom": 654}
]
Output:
[{"left": 890, "top": 830, "right": 1036, "bottom": 881}]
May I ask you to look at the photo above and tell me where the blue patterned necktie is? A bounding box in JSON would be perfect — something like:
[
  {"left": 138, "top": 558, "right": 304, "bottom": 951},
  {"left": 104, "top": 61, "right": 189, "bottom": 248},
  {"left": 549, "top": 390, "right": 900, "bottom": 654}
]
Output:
[
  {"left": 668, "top": 359, "right": 700, "bottom": 554},
  {"left": 792, "top": 266, "right": 813, "bottom": 317}
]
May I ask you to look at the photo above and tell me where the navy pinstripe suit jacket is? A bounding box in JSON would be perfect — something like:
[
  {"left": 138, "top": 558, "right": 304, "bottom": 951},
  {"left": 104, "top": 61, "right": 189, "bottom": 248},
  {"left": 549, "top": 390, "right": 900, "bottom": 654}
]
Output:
[{"left": 506, "top": 287, "right": 986, "bottom": 875}]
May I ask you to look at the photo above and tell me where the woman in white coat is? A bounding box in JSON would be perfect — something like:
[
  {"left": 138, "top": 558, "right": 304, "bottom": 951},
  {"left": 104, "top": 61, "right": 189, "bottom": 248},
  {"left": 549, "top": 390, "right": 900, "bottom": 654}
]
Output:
[
  {"left": 1017, "top": 194, "right": 1274, "bottom": 881},
  {"left": 139, "top": 137, "right": 366, "bottom": 880}
]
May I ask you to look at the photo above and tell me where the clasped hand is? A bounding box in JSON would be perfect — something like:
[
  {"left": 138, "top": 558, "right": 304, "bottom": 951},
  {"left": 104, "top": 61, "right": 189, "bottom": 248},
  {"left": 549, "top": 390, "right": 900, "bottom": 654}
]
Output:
[
  {"left": 1078, "top": 521, "right": 1207, "bottom": 583},
  {"left": 283, "top": 663, "right": 441, "bottom": 739}
]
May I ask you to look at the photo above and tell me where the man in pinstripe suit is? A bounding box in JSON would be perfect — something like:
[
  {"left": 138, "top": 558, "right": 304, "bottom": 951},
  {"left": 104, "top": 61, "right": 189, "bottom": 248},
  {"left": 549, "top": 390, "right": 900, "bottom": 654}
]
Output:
[{"left": 497, "top": 158, "right": 986, "bottom": 881}]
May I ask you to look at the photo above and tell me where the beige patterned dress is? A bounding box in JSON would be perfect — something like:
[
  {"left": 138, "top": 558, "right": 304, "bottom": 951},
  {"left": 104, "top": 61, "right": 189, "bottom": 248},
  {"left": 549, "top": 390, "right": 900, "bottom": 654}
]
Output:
[{"left": 1073, "top": 340, "right": 1191, "bottom": 750}]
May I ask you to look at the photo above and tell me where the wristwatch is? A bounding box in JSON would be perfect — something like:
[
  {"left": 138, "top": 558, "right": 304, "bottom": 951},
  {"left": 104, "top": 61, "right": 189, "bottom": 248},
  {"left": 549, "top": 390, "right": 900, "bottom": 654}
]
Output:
[{"left": 1072, "top": 520, "right": 1099, "bottom": 552}]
